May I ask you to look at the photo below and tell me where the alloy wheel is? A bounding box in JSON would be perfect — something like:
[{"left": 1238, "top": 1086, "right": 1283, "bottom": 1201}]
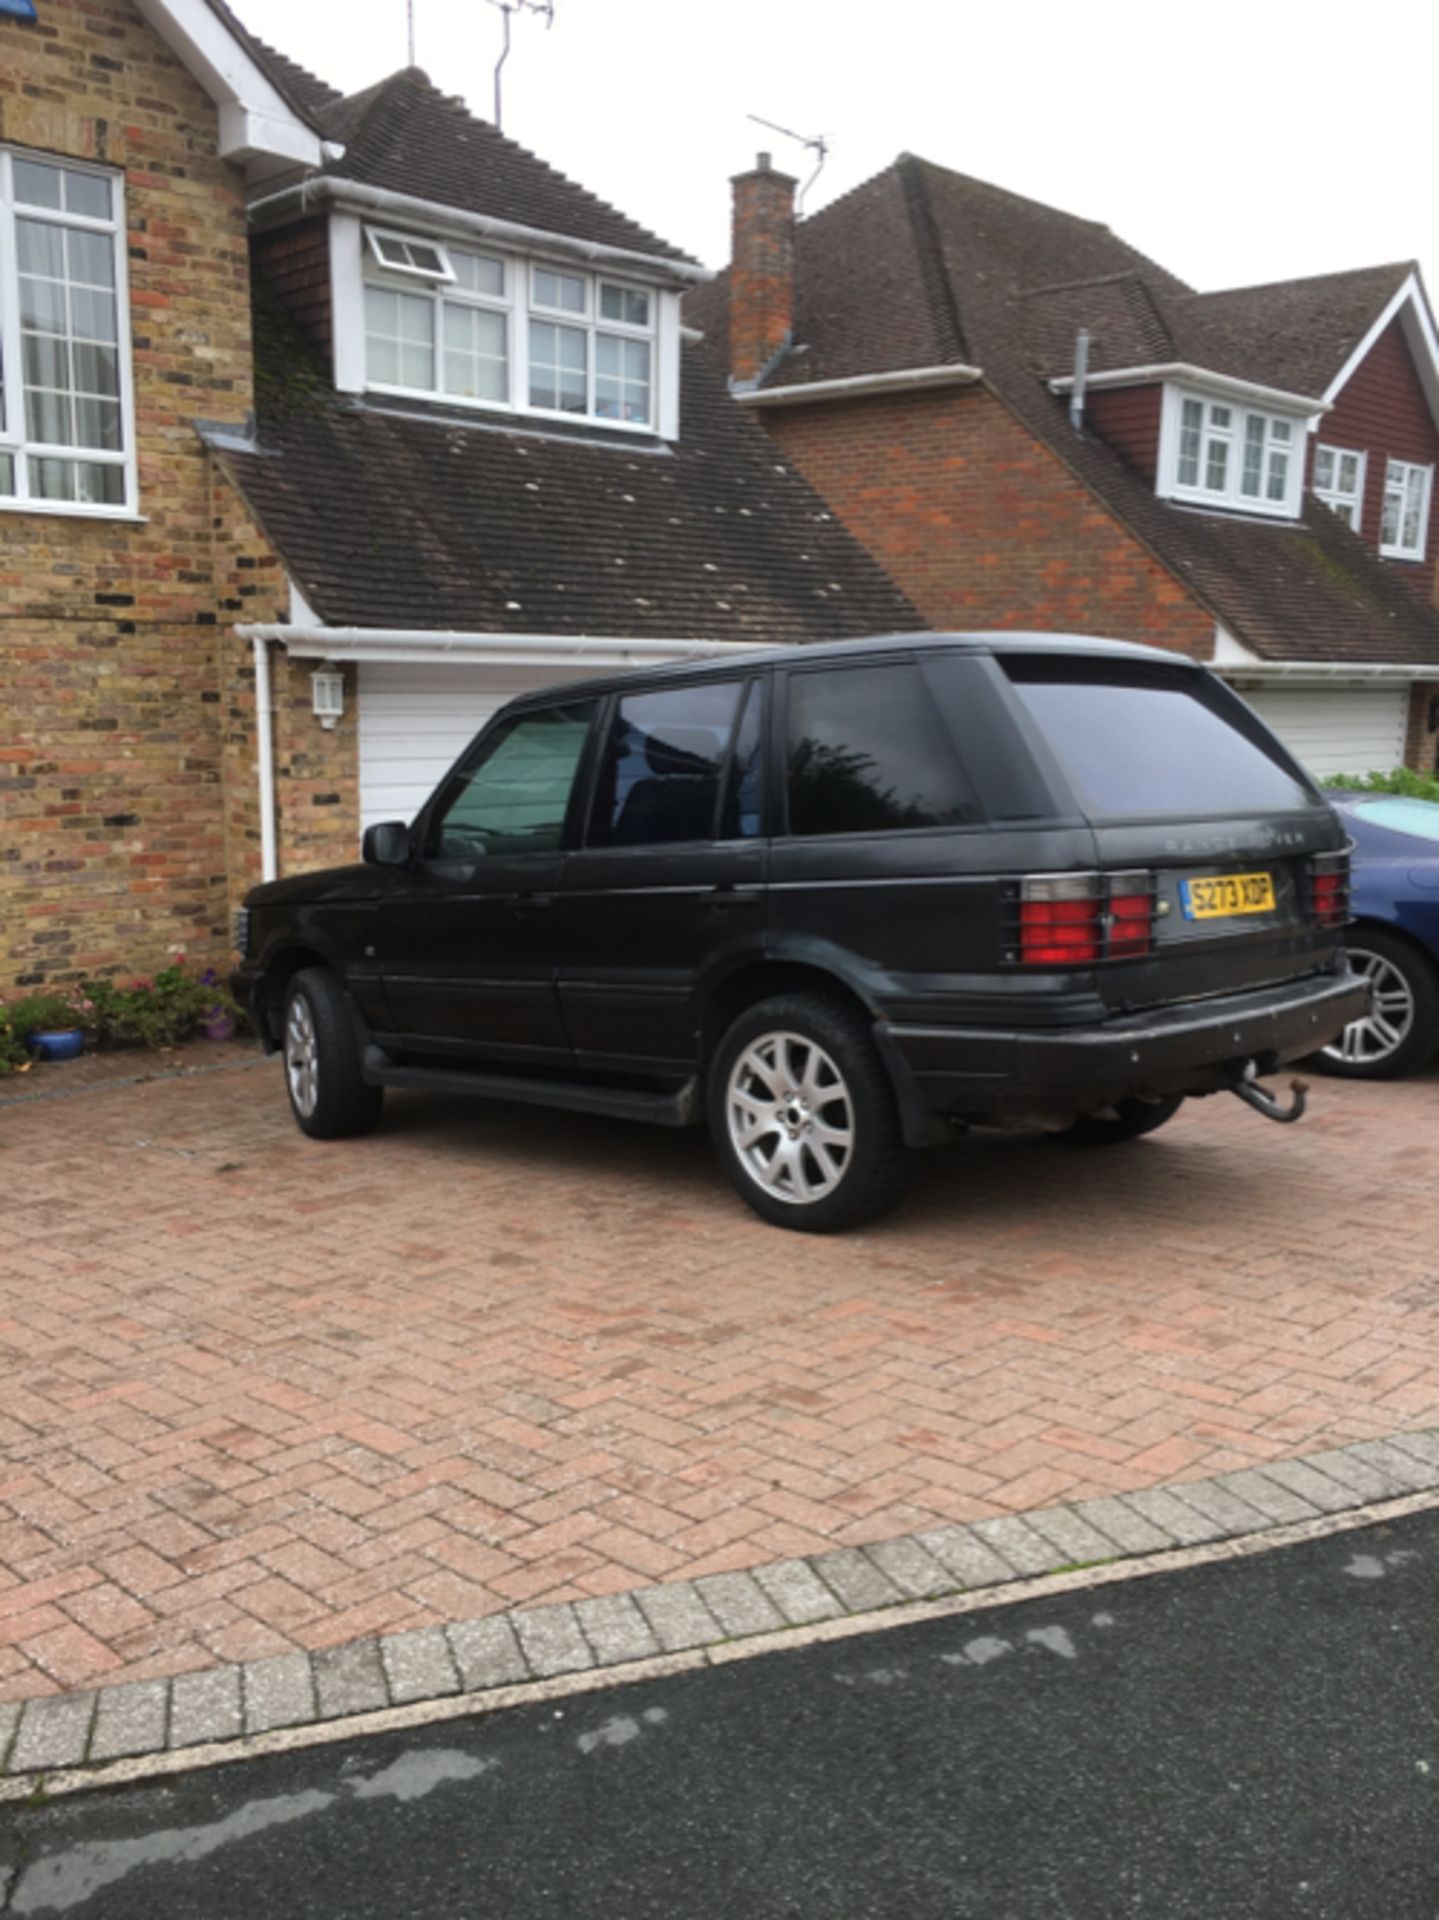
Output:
[
  {"left": 1322, "top": 947, "right": 1415, "bottom": 1068},
  {"left": 725, "top": 1029, "right": 855, "bottom": 1206},
  {"left": 285, "top": 992, "right": 320, "bottom": 1118}
]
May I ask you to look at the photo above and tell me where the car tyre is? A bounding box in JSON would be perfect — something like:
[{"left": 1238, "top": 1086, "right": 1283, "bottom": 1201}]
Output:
[
  {"left": 1055, "top": 1094, "right": 1186, "bottom": 1147},
  {"left": 282, "top": 967, "right": 384, "bottom": 1139},
  {"left": 708, "top": 993, "right": 911, "bottom": 1233},
  {"left": 1316, "top": 930, "right": 1439, "bottom": 1081}
]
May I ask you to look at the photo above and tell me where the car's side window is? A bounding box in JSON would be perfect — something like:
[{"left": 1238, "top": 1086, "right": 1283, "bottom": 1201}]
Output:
[
  {"left": 425, "top": 701, "right": 598, "bottom": 858},
  {"left": 784, "top": 663, "right": 979, "bottom": 837},
  {"left": 589, "top": 681, "right": 744, "bottom": 848},
  {"left": 718, "top": 678, "right": 764, "bottom": 840}
]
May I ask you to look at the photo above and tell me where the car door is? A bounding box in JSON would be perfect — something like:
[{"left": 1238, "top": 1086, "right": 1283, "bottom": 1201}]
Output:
[
  {"left": 558, "top": 676, "right": 767, "bottom": 1069},
  {"left": 375, "top": 697, "right": 600, "bottom": 1061}
]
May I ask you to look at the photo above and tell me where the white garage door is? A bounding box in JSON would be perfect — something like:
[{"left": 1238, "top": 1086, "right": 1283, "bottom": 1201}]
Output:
[
  {"left": 1239, "top": 686, "right": 1409, "bottom": 779},
  {"left": 357, "top": 662, "right": 591, "bottom": 830}
]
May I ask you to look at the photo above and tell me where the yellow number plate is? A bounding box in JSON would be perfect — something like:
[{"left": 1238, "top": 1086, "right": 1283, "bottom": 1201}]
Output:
[{"left": 1180, "top": 871, "right": 1276, "bottom": 921}]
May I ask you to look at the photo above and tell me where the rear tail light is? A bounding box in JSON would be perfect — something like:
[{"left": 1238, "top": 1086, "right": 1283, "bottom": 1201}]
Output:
[
  {"left": 1308, "top": 850, "right": 1351, "bottom": 930},
  {"left": 1016, "top": 871, "right": 1155, "bottom": 966}
]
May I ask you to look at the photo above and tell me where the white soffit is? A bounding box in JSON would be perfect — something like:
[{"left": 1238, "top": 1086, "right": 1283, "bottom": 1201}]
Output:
[{"left": 130, "top": 0, "right": 322, "bottom": 171}]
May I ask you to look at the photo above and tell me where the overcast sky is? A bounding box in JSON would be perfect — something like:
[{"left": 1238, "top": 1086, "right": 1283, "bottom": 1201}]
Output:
[{"left": 236, "top": 0, "right": 1439, "bottom": 301}]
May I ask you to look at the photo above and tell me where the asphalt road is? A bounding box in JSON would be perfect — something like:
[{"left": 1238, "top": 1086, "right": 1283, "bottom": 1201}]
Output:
[{"left": 5, "top": 1509, "right": 1439, "bottom": 1919}]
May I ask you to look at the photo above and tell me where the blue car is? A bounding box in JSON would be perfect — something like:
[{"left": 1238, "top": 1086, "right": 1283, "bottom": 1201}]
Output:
[{"left": 1319, "top": 791, "right": 1439, "bottom": 1078}]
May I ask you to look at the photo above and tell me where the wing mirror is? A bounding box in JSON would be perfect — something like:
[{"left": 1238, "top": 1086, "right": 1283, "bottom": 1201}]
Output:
[{"left": 362, "top": 820, "right": 412, "bottom": 867}]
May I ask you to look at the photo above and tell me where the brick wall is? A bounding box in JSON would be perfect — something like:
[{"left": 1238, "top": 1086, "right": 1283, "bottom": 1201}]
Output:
[
  {"left": 761, "top": 384, "right": 1215, "bottom": 653},
  {"left": 0, "top": 0, "right": 262, "bottom": 990},
  {"left": 729, "top": 157, "right": 797, "bottom": 386},
  {"left": 1403, "top": 681, "right": 1439, "bottom": 777}
]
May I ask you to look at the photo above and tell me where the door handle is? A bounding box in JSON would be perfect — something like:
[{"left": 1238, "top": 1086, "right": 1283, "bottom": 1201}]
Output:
[
  {"left": 511, "top": 893, "right": 554, "bottom": 916},
  {"left": 706, "top": 889, "right": 762, "bottom": 911}
]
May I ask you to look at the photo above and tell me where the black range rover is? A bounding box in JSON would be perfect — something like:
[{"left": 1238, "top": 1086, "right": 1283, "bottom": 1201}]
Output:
[{"left": 233, "top": 634, "right": 1367, "bottom": 1232}]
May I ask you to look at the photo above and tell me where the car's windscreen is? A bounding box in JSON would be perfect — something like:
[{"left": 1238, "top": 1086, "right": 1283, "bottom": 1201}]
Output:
[
  {"left": 1344, "top": 795, "right": 1439, "bottom": 844},
  {"left": 1002, "top": 661, "right": 1320, "bottom": 818}
]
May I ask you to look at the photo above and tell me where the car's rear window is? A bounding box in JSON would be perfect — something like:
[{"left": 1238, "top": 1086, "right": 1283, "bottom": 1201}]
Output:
[
  {"left": 1002, "top": 661, "right": 1319, "bottom": 818},
  {"left": 1344, "top": 795, "right": 1439, "bottom": 843}
]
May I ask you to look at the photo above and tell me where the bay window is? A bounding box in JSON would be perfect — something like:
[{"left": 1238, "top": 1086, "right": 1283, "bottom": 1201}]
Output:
[
  {"left": 362, "top": 227, "right": 655, "bottom": 429},
  {"left": 1313, "top": 445, "right": 1365, "bottom": 531},
  {"left": 1162, "top": 386, "right": 1306, "bottom": 518},
  {"left": 1380, "top": 458, "right": 1432, "bottom": 561},
  {"left": 0, "top": 147, "right": 134, "bottom": 515}
]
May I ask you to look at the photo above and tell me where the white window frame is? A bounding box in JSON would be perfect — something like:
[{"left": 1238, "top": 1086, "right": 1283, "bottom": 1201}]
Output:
[
  {"left": 1312, "top": 443, "right": 1367, "bottom": 533},
  {"left": 356, "top": 220, "right": 670, "bottom": 437},
  {"left": 363, "top": 226, "right": 457, "bottom": 285},
  {"left": 1158, "top": 383, "right": 1308, "bottom": 519},
  {"left": 0, "top": 146, "right": 137, "bottom": 519},
  {"left": 1380, "top": 456, "right": 1433, "bottom": 562}
]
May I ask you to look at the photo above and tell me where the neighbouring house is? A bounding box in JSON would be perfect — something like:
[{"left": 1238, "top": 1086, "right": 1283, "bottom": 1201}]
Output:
[
  {"left": 0, "top": 1, "right": 916, "bottom": 994},
  {"left": 689, "top": 154, "right": 1439, "bottom": 778}
]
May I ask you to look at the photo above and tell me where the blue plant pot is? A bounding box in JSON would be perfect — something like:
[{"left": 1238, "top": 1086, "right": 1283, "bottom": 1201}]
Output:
[{"left": 28, "top": 1029, "right": 85, "bottom": 1062}]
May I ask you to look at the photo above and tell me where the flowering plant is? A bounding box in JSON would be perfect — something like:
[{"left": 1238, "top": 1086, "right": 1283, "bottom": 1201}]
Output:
[{"left": 0, "top": 959, "right": 246, "bottom": 1073}]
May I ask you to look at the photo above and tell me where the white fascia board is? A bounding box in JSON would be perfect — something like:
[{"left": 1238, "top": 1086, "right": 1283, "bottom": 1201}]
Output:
[
  {"left": 131, "top": 0, "right": 321, "bottom": 168},
  {"left": 1215, "top": 660, "right": 1423, "bottom": 683},
  {"left": 1048, "top": 363, "right": 1329, "bottom": 416},
  {"left": 735, "top": 363, "right": 984, "bottom": 407},
  {"left": 1323, "top": 273, "right": 1439, "bottom": 428},
  {"left": 235, "top": 624, "right": 772, "bottom": 669},
  {"left": 246, "top": 178, "right": 711, "bottom": 288}
]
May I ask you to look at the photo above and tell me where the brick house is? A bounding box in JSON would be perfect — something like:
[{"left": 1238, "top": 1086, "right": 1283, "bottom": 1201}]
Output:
[
  {"left": 0, "top": 3, "right": 915, "bottom": 994},
  {"left": 691, "top": 155, "right": 1439, "bottom": 778}
]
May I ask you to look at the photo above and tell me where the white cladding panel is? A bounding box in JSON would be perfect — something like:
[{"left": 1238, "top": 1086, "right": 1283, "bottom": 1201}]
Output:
[
  {"left": 357, "top": 662, "right": 588, "bottom": 829},
  {"left": 1239, "top": 685, "right": 1409, "bottom": 779}
]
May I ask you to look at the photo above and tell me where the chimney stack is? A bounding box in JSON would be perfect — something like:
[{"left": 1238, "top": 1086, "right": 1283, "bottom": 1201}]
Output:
[{"left": 729, "top": 151, "right": 797, "bottom": 388}]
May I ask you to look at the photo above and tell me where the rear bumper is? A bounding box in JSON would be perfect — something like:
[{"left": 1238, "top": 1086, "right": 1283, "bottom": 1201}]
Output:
[{"left": 885, "top": 969, "right": 1369, "bottom": 1119}]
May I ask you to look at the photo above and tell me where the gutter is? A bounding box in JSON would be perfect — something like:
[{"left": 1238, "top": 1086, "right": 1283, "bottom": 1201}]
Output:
[
  {"left": 235, "top": 624, "right": 769, "bottom": 669},
  {"left": 243, "top": 177, "right": 712, "bottom": 287},
  {"left": 1047, "top": 362, "right": 1330, "bottom": 416},
  {"left": 733, "top": 363, "right": 984, "bottom": 408},
  {"left": 1216, "top": 661, "right": 1426, "bottom": 683}
]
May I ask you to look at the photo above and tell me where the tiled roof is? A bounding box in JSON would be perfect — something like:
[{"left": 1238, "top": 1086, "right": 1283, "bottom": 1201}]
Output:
[
  {"left": 307, "top": 68, "right": 696, "bottom": 266},
  {"left": 216, "top": 303, "right": 921, "bottom": 644},
  {"left": 201, "top": 0, "right": 341, "bottom": 123},
  {"left": 692, "top": 155, "right": 1439, "bottom": 668}
]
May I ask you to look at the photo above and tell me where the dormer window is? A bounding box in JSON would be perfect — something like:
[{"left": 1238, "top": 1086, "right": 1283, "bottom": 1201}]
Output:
[
  {"left": 359, "top": 223, "right": 661, "bottom": 432},
  {"left": 1159, "top": 385, "right": 1307, "bottom": 519}
]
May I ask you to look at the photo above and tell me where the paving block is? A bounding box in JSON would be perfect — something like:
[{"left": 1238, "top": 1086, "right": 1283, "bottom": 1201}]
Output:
[
  {"left": 243, "top": 1652, "right": 316, "bottom": 1736},
  {"left": 807, "top": 1550, "right": 902, "bottom": 1616},
  {"left": 574, "top": 1594, "right": 660, "bottom": 1667},
  {"left": 1026, "top": 1507, "right": 1122, "bottom": 1568},
  {"left": 1345, "top": 1440, "right": 1439, "bottom": 1496},
  {"left": 169, "top": 1665, "right": 243, "bottom": 1749},
  {"left": 970, "top": 1515, "right": 1063, "bottom": 1577},
  {"left": 1212, "top": 1470, "right": 1319, "bottom": 1528},
  {"left": 1070, "top": 1498, "right": 1173, "bottom": 1556},
  {"left": 693, "top": 1572, "right": 786, "bottom": 1637},
  {"left": 89, "top": 1681, "right": 168, "bottom": 1763},
  {"left": 1168, "top": 1479, "right": 1270, "bottom": 1538},
  {"left": 448, "top": 1615, "right": 529, "bottom": 1691},
  {"left": 1304, "top": 1448, "right": 1406, "bottom": 1503},
  {"left": 1122, "top": 1488, "right": 1224, "bottom": 1548},
  {"left": 1387, "top": 1430, "right": 1439, "bottom": 1474},
  {"left": 915, "top": 1526, "right": 1015, "bottom": 1590},
  {"left": 312, "top": 1638, "right": 388, "bottom": 1720},
  {"left": 1257, "top": 1458, "right": 1359, "bottom": 1517},
  {"left": 9, "top": 1694, "right": 96, "bottom": 1775},
  {"left": 753, "top": 1558, "right": 845, "bottom": 1626},
  {"left": 864, "top": 1536, "right": 954, "bottom": 1601},
  {"left": 513, "top": 1604, "right": 593, "bottom": 1679},
  {"left": 632, "top": 1582, "right": 723, "bottom": 1653},
  {"left": 380, "top": 1627, "right": 461, "bottom": 1705}
]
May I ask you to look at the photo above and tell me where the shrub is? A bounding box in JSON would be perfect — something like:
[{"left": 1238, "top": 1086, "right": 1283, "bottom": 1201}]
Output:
[
  {"left": 1327, "top": 767, "right": 1439, "bottom": 804},
  {"left": 0, "top": 962, "right": 245, "bottom": 1076}
]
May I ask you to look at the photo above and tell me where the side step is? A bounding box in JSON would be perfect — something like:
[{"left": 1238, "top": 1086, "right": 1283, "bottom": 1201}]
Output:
[{"left": 361, "top": 1046, "right": 702, "bottom": 1128}]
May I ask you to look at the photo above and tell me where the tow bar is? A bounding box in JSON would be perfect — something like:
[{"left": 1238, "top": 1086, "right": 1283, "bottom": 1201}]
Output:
[{"left": 1231, "top": 1065, "right": 1308, "bottom": 1125}]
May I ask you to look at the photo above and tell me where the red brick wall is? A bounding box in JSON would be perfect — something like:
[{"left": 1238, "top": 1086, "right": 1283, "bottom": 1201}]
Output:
[
  {"left": 729, "top": 159, "right": 796, "bottom": 386},
  {"left": 1313, "top": 316, "right": 1439, "bottom": 592},
  {"left": 761, "top": 384, "right": 1214, "bottom": 653},
  {"left": 253, "top": 216, "right": 332, "bottom": 364},
  {"left": 1404, "top": 680, "right": 1439, "bottom": 777},
  {"left": 1086, "top": 385, "right": 1162, "bottom": 481}
]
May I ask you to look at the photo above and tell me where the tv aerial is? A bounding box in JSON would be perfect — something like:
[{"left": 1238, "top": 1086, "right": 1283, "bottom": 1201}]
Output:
[
  {"left": 488, "top": 0, "right": 555, "bottom": 130},
  {"left": 747, "top": 113, "right": 830, "bottom": 213}
]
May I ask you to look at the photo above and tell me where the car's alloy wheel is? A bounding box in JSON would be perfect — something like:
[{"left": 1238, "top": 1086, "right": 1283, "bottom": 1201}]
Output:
[
  {"left": 1323, "top": 946, "right": 1415, "bottom": 1069},
  {"left": 725, "top": 1030, "right": 855, "bottom": 1206},
  {"left": 285, "top": 990, "right": 320, "bottom": 1118},
  {"left": 1315, "top": 929, "right": 1439, "bottom": 1082}
]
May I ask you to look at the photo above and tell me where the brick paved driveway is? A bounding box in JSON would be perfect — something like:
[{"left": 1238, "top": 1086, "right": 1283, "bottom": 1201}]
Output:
[{"left": 2, "top": 1052, "right": 1437, "bottom": 1703}]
